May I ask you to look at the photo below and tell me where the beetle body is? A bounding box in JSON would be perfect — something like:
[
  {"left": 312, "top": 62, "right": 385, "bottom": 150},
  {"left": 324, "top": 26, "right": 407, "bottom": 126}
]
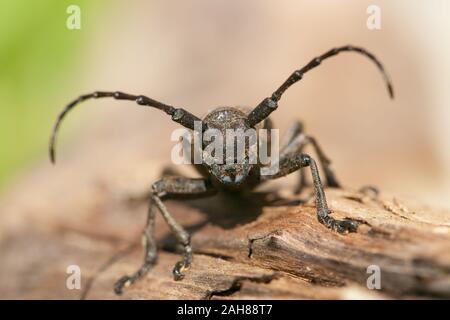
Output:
[{"left": 49, "top": 45, "right": 394, "bottom": 294}]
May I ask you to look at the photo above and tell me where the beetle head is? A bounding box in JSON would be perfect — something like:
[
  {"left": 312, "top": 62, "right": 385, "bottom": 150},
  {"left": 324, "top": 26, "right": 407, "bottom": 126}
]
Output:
[{"left": 201, "top": 107, "right": 255, "bottom": 186}]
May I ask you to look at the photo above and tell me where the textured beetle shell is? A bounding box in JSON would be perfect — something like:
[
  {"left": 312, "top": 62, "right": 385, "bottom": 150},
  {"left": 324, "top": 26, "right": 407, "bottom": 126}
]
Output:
[{"left": 188, "top": 106, "right": 271, "bottom": 191}]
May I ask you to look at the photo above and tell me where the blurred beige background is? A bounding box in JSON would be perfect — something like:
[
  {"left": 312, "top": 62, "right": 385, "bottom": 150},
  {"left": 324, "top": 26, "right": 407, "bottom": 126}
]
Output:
[{"left": 32, "top": 0, "right": 450, "bottom": 206}]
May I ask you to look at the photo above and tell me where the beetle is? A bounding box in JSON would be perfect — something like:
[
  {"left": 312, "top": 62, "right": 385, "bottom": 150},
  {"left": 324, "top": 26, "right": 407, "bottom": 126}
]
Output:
[{"left": 49, "top": 45, "right": 393, "bottom": 294}]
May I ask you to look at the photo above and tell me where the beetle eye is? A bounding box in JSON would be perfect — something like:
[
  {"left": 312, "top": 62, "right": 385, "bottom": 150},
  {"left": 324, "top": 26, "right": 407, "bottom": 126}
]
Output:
[
  {"left": 222, "top": 176, "right": 232, "bottom": 184},
  {"left": 235, "top": 174, "right": 244, "bottom": 184}
]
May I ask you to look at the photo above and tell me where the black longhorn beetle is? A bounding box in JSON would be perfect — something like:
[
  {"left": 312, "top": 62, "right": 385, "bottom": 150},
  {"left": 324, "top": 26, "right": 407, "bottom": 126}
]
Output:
[{"left": 49, "top": 45, "right": 394, "bottom": 294}]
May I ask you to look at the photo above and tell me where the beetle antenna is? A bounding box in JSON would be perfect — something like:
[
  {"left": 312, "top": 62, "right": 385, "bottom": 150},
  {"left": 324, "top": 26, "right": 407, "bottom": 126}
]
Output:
[
  {"left": 248, "top": 45, "right": 394, "bottom": 126},
  {"left": 50, "top": 91, "right": 201, "bottom": 164}
]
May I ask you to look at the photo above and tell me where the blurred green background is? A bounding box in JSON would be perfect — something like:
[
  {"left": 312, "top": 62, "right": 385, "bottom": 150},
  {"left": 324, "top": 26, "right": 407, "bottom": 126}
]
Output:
[{"left": 0, "top": 0, "right": 101, "bottom": 191}]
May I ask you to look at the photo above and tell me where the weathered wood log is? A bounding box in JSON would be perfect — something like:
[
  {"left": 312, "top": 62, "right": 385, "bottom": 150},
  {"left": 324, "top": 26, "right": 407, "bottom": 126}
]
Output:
[
  {"left": 0, "top": 119, "right": 449, "bottom": 299},
  {"left": 1, "top": 168, "right": 449, "bottom": 299}
]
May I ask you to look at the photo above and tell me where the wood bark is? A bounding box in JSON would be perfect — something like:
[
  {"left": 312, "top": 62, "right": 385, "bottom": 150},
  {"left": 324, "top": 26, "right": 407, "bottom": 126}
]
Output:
[{"left": 0, "top": 132, "right": 449, "bottom": 299}]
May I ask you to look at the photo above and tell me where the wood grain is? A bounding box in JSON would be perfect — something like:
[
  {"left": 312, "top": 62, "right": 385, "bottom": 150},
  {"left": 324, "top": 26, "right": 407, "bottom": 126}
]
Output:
[{"left": 1, "top": 168, "right": 449, "bottom": 299}]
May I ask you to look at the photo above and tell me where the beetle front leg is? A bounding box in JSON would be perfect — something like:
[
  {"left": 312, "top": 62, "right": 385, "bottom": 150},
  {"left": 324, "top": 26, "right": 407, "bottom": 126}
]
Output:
[
  {"left": 114, "top": 197, "right": 158, "bottom": 294},
  {"left": 262, "top": 152, "right": 358, "bottom": 233},
  {"left": 114, "top": 176, "right": 216, "bottom": 294},
  {"left": 150, "top": 177, "right": 216, "bottom": 280},
  {"left": 280, "top": 122, "right": 341, "bottom": 193},
  {"left": 305, "top": 155, "right": 357, "bottom": 233},
  {"left": 151, "top": 194, "right": 192, "bottom": 280}
]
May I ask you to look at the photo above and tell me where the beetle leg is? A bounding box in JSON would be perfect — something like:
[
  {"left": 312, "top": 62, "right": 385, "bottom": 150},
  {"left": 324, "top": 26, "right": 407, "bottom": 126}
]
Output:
[
  {"left": 114, "top": 176, "right": 216, "bottom": 294},
  {"left": 261, "top": 152, "right": 358, "bottom": 233},
  {"left": 280, "top": 122, "right": 340, "bottom": 194},
  {"left": 280, "top": 121, "right": 303, "bottom": 150},
  {"left": 293, "top": 134, "right": 340, "bottom": 193},
  {"left": 114, "top": 196, "right": 157, "bottom": 294}
]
